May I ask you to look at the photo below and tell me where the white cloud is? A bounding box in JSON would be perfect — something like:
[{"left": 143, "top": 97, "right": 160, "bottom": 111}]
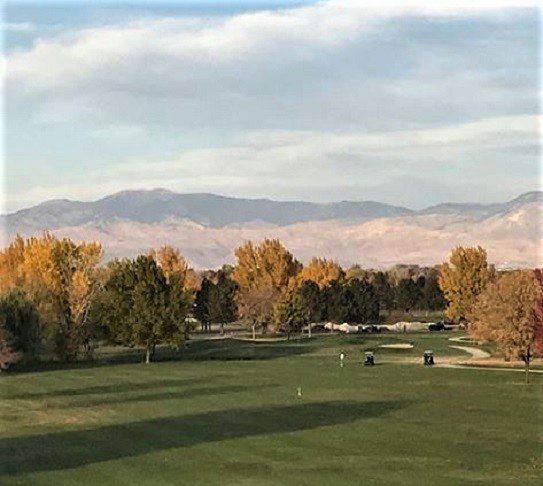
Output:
[
  {"left": 3, "top": 1, "right": 538, "bottom": 212},
  {"left": 4, "top": 114, "right": 538, "bottom": 212},
  {"left": 332, "top": 0, "right": 537, "bottom": 10},
  {"left": 5, "top": 3, "right": 537, "bottom": 130},
  {"left": 4, "top": 3, "right": 373, "bottom": 90},
  {"left": 5, "top": 1, "right": 537, "bottom": 91},
  {"left": 104, "top": 115, "right": 539, "bottom": 182}
]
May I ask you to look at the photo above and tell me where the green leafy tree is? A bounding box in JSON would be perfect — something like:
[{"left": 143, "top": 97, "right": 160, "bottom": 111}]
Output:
[
  {"left": 95, "top": 256, "right": 188, "bottom": 363},
  {"left": 273, "top": 291, "right": 310, "bottom": 340}
]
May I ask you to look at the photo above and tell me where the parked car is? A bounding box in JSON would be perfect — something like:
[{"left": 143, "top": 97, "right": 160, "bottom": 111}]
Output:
[{"left": 358, "top": 324, "right": 381, "bottom": 333}]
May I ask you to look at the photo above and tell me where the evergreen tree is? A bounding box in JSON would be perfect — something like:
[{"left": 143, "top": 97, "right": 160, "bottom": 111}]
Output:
[
  {"left": 346, "top": 279, "right": 379, "bottom": 323},
  {"left": 208, "top": 272, "right": 238, "bottom": 335},
  {"left": 194, "top": 278, "right": 213, "bottom": 332},
  {"left": 0, "top": 290, "right": 41, "bottom": 364},
  {"left": 420, "top": 274, "right": 446, "bottom": 311},
  {"left": 297, "top": 280, "right": 326, "bottom": 323},
  {"left": 0, "top": 326, "right": 21, "bottom": 371},
  {"left": 372, "top": 271, "right": 394, "bottom": 311},
  {"left": 323, "top": 280, "right": 350, "bottom": 323},
  {"left": 395, "top": 278, "right": 421, "bottom": 312}
]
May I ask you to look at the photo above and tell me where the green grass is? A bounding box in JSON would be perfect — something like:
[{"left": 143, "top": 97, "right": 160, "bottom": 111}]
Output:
[{"left": 1, "top": 334, "right": 542, "bottom": 485}]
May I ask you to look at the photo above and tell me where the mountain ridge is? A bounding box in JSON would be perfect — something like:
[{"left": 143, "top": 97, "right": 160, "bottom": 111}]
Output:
[
  {"left": 4, "top": 189, "right": 416, "bottom": 229},
  {"left": 5, "top": 189, "right": 541, "bottom": 226},
  {"left": 1, "top": 190, "right": 541, "bottom": 269}
]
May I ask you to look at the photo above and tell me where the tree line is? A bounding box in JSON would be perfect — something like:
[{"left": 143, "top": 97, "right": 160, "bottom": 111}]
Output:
[{"left": 0, "top": 234, "right": 542, "bottom": 373}]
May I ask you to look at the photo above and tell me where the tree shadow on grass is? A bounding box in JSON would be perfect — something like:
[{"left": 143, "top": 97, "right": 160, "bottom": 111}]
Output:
[
  {"left": 6, "top": 377, "right": 216, "bottom": 400},
  {"left": 47, "top": 384, "right": 278, "bottom": 409},
  {"left": 0, "top": 399, "right": 412, "bottom": 476},
  {"left": 11, "top": 338, "right": 314, "bottom": 375},
  {"left": 166, "top": 338, "right": 313, "bottom": 361}
]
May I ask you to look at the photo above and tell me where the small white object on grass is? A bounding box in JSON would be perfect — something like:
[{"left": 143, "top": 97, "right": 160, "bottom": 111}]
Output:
[
  {"left": 297, "top": 387, "right": 302, "bottom": 397},
  {"left": 340, "top": 352, "right": 345, "bottom": 367}
]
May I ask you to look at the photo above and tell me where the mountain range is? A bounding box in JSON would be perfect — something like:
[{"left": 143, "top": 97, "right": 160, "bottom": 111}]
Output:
[{"left": 1, "top": 190, "right": 541, "bottom": 269}]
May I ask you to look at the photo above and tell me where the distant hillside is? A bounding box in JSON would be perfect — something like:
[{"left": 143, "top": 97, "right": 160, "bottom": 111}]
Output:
[
  {"left": 2, "top": 190, "right": 414, "bottom": 232},
  {"left": 1, "top": 190, "right": 541, "bottom": 269},
  {"left": 419, "top": 191, "right": 543, "bottom": 218}
]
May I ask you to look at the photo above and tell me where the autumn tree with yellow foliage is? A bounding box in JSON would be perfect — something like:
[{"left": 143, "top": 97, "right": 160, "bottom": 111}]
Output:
[
  {"left": 0, "top": 234, "right": 103, "bottom": 360},
  {"left": 533, "top": 269, "right": 543, "bottom": 357},
  {"left": 232, "top": 239, "right": 301, "bottom": 335},
  {"left": 296, "top": 257, "right": 344, "bottom": 289},
  {"left": 52, "top": 238, "right": 104, "bottom": 359},
  {"left": 0, "top": 235, "right": 26, "bottom": 292},
  {"left": 470, "top": 270, "right": 541, "bottom": 383},
  {"left": 438, "top": 246, "right": 495, "bottom": 323},
  {"left": 150, "top": 245, "right": 201, "bottom": 294},
  {"left": 149, "top": 246, "right": 188, "bottom": 280}
]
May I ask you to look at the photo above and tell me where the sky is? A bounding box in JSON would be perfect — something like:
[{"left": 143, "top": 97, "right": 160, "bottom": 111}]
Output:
[{"left": 1, "top": 0, "right": 541, "bottom": 213}]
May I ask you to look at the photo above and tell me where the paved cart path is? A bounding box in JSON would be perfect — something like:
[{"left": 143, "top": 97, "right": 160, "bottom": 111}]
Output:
[
  {"left": 448, "top": 345, "right": 490, "bottom": 359},
  {"left": 437, "top": 363, "right": 543, "bottom": 373},
  {"left": 439, "top": 341, "right": 543, "bottom": 374}
]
